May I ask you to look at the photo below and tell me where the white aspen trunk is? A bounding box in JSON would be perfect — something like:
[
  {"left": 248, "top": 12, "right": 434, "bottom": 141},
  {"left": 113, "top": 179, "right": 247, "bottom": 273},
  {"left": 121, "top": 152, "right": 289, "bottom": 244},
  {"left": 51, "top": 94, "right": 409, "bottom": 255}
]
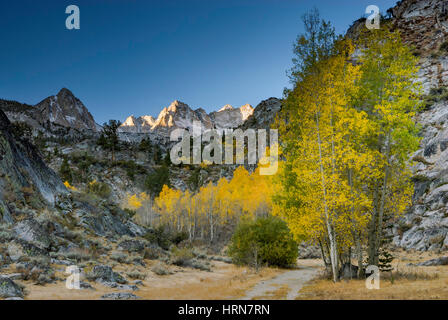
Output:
[
  {"left": 355, "top": 232, "right": 364, "bottom": 278},
  {"left": 210, "top": 208, "right": 214, "bottom": 243},
  {"left": 187, "top": 212, "right": 192, "bottom": 241},
  {"left": 374, "top": 132, "right": 391, "bottom": 266},
  {"left": 318, "top": 238, "right": 331, "bottom": 271},
  {"left": 315, "top": 111, "right": 339, "bottom": 282},
  {"left": 192, "top": 214, "right": 196, "bottom": 240},
  {"left": 348, "top": 167, "right": 364, "bottom": 278},
  {"left": 368, "top": 132, "right": 391, "bottom": 266},
  {"left": 368, "top": 180, "right": 379, "bottom": 265}
]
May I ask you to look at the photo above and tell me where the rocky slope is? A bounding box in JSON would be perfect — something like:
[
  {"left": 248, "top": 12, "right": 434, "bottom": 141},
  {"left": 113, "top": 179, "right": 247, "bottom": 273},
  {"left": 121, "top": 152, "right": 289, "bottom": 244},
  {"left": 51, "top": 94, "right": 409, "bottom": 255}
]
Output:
[
  {"left": 379, "top": 0, "right": 448, "bottom": 251},
  {"left": 0, "top": 100, "right": 42, "bottom": 130},
  {"left": 393, "top": 96, "right": 448, "bottom": 251},
  {"left": 0, "top": 109, "right": 67, "bottom": 214},
  {"left": 241, "top": 97, "right": 282, "bottom": 131},
  {"left": 0, "top": 107, "right": 158, "bottom": 299},
  {"left": 390, "top": 0, "right": 448, "bottom": 93}
]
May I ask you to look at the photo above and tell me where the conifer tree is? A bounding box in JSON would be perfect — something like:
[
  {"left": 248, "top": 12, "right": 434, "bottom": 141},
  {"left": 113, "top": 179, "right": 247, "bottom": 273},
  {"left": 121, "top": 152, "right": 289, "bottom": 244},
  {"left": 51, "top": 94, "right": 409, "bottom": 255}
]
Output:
[
  {"left": 100, "top": 120, "right": 122, "bottom": 162},
  {"left": 139, "top": 138, "right": 152, "bottom": 161},
  {"left": 60, "top": 157, "right": 73, "bottom": 184}
]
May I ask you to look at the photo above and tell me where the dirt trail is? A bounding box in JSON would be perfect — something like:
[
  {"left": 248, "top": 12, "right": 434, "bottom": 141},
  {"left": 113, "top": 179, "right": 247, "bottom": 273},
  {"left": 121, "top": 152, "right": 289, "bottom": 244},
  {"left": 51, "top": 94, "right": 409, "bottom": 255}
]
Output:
[{"left": 240, "top": 260, "right": 322, "bottom": 300}]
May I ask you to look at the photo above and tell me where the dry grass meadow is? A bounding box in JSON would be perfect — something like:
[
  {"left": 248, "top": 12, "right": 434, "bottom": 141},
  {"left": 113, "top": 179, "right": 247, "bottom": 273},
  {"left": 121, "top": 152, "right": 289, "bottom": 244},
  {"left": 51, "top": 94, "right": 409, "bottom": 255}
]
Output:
[
  {"left": 19, "top": 260, "right": 282, "bottom": 300},
  {"left": 8, "top": 249, "right": 448, "bottom": 300},
  {"left": 298, "top": 250, "right": 448, "bottom": 300}
]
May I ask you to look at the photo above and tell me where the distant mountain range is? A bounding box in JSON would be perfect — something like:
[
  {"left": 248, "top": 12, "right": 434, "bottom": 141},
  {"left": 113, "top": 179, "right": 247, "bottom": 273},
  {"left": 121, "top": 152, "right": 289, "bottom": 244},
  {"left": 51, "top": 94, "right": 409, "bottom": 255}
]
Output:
[
  {"left": 119, "top": 100, "right": 255, "bottom": 136},
  {"left": 0, "top": 89, "right": 281, "bottom": 138}
]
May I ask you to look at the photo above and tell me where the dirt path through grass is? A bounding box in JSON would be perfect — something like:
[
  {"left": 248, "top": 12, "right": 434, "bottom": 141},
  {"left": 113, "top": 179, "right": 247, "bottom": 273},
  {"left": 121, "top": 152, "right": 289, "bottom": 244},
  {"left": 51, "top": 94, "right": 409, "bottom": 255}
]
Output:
[{"left": 240, "top": 260, "right": 322, "bottom": 300}]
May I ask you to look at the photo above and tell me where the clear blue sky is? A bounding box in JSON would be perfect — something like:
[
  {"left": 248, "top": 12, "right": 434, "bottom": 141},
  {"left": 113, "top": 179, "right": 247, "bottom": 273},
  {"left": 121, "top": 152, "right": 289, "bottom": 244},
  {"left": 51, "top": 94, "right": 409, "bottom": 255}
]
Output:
[{"left": 0, "top": 0, "right": 398, "bottom": 124}]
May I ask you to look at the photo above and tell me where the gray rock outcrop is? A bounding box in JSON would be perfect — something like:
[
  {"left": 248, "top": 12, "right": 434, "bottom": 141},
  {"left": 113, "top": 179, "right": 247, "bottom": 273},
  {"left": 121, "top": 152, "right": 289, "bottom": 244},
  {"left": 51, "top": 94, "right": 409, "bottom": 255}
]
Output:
[{"left": 0, "top": 277, "right": 24, "bottom": 298}]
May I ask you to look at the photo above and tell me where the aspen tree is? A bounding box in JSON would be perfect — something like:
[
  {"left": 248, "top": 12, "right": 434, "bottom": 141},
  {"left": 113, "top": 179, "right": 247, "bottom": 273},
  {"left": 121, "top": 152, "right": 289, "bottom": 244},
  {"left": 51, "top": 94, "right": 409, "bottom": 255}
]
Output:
[{"left": 356, "top": 28, "right": 421, "bottom": 266}]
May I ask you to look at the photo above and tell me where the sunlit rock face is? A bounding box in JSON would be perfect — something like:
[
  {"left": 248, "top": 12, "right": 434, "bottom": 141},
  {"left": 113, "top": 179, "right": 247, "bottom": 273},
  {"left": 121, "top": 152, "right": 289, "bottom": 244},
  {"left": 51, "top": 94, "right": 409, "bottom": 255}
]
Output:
[
  {"left": 151, "top": 100, "right": 214, "bottom": 136},
  {"left": 209, "top": 104, "right": 254, "bottom": 130},
  {"left": 120, "top": 115, "right": 156, "bottom": 134},
  {"left": 119, "top": 100, "right": 254, "bottom": 136}
]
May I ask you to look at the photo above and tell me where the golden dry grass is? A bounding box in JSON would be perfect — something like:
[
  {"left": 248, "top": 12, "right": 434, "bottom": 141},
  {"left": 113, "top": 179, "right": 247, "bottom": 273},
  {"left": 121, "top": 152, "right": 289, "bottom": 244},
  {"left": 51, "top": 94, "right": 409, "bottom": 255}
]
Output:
[
  {"left": 298, "top": 249, "right": 448, "bottom": 300},
  {"left": 21, "top": 260, "right": 283, "bottom": 300},
  {"left": 251, "top": 284, "right": 290, "bottom": 300}
]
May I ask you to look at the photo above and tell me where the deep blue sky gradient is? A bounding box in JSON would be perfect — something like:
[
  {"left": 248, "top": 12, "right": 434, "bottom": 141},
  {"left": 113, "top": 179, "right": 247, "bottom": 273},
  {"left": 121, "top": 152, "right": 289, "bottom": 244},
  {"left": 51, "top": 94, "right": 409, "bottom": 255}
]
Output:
[{"left": 0, "top": 0, "right": 398, "bottom": 124}]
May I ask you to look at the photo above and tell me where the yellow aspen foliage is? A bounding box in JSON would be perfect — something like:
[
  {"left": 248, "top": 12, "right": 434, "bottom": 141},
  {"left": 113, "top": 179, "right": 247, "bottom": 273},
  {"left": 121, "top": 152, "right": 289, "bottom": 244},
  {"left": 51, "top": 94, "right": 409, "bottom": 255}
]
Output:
[
  {"left": 64, "top": 181, "right": 78, "bottom": 192},
  {"left": 127, "top": 194, "right": 143, "bottom": 210},
  {"left": 125, "top": 192, "right": 154, "bottom": 226},
  {"left": 150, "top": 165, "right": 273, "bottom": 242},
  {"left": 274, "top": 24, "right": 421, "bottom": 281},
  {"left": 273, "top": 38, "right": 377, "bottom": 281}
]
